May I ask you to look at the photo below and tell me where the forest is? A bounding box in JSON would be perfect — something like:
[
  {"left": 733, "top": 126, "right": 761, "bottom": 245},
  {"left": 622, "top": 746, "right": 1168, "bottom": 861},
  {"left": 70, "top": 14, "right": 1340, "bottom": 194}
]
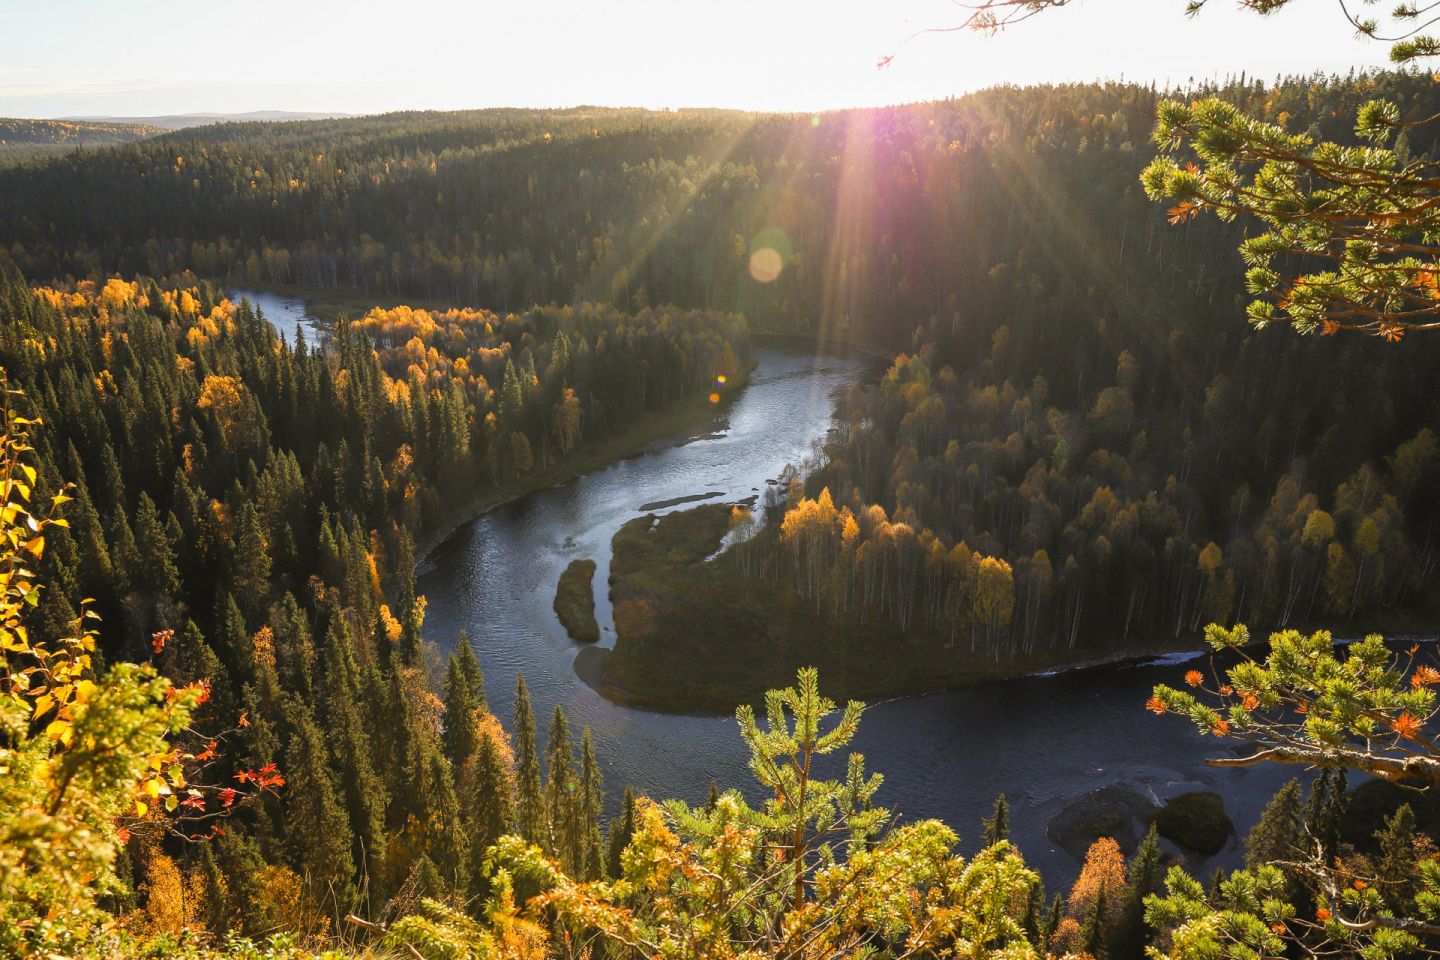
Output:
[
  {"left": 3, "top": 75, "right": 1437, "bottom": 674},
  {"left": 0, "top": 272, "right": 745, "bottom": 945},
  {"left": 2, "top": 45, "right": 1440, "bottom": 960}
]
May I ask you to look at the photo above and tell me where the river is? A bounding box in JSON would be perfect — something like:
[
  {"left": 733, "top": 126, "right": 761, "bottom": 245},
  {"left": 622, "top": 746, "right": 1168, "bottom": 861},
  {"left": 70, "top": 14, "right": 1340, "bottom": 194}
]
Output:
[{"left": 252, "top": 293, "right": 1296, "bottom": 884}]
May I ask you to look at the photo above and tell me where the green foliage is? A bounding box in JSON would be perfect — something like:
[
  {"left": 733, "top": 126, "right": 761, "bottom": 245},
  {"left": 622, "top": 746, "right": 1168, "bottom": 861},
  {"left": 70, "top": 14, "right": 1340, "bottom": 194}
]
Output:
[
  {"left": 1151, "top": 626, "right": 1440, "bottom": 781},
  {"left": 1143, "top": 95, "right": 1440, "bottom": 339},
  {"left": 403, "top": 668, "right": 1044, "bottom": 960},
  {"left": 0, "top": 381, "right": 198, "bottom": 956}
]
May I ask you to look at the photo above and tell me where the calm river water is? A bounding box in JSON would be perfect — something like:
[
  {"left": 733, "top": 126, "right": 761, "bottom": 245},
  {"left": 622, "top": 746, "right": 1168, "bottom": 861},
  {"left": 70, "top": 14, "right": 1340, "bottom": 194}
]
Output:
[{"left": 247, "top": 291, "right": 1297, "bottom": 883}]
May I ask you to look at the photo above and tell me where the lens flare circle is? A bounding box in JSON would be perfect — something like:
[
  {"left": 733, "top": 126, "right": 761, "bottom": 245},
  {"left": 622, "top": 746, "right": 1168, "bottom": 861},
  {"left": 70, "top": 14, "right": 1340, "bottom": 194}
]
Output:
[{"left": 748, "top": 247, "right": 783, "bottom": 283}]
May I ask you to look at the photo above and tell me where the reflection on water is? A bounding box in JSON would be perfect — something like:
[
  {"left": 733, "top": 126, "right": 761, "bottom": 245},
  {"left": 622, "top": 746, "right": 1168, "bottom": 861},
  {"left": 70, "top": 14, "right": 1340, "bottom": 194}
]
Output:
[{"left": 256, "top": 294, "right": 1295, "bottom": 883}]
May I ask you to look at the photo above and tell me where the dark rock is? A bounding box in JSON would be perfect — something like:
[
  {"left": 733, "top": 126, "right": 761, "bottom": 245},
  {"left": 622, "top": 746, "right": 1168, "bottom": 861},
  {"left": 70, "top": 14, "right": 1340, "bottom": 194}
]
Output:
[
  {"left": 1151, "top": 791, "right": 1233, "bottom": 855},
  {"left": 1048, "top": 784, "right": 1160, "bottom": 859}
]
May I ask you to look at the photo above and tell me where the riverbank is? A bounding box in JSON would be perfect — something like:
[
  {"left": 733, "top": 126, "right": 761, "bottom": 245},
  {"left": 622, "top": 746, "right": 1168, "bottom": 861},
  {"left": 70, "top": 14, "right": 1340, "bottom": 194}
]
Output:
[
  {"left": 248, "top": 283, "right": 762, "bottom": 565},
  {"left": 412, "top": 354, "right": 758, "bottom": 563}
]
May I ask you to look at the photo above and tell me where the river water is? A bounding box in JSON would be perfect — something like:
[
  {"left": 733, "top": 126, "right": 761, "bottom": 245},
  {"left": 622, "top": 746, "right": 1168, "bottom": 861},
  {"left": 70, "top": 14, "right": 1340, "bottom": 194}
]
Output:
[{"left": 252, "top": 294, "right": 1296, "bottom": 884}]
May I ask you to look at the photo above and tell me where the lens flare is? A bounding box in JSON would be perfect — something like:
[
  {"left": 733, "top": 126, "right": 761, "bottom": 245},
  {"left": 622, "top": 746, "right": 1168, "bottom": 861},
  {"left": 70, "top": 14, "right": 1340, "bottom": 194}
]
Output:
[
  {"left": 716, "top": 374, "right": 727, "bottom": 385},
  {"left": 749, "top": 248, "right": 783, "bottom": 283},
  {"left": 747, "top": 227, "right": 792, "bottom": 284},
  {"left": 709, "top": 392, "right": 721, "bottom": 404}
]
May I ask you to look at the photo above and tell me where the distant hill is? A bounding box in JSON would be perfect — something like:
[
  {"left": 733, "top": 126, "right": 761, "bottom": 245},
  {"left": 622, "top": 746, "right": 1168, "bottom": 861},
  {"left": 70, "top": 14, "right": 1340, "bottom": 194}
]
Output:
[
  {"left": 60, "top": 110, "right": 354, "bottom": 130},
  {"left": 0, "top": 117, "right": 162, "bottom": 145},
  {"left": 0, "top": 118, "right": 164, "bottom": 167}
]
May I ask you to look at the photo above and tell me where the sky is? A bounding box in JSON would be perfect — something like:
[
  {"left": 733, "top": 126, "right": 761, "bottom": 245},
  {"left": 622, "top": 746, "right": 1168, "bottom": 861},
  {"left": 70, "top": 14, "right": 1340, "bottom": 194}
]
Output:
[{"left": 0, "top": 0, "right": 1399, "bottom": 118}]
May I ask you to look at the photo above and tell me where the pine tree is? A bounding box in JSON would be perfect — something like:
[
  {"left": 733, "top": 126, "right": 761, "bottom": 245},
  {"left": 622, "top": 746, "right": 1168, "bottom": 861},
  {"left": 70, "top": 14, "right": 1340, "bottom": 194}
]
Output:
[
  {"left": 983, "top": 793, "right": 1010, "bottom": 847},
  {"left": 513, "top": 675, "right": 546, "bottom": 847}
]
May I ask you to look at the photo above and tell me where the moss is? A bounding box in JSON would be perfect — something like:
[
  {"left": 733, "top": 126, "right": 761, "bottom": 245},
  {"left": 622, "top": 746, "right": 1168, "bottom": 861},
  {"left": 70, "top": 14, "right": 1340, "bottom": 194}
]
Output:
[
  {"left": 1151, "top": 792, "right": 1233, "bottom": 855},
  {"left": 554, "top": 559, "right": 600, "bottom": 643}
]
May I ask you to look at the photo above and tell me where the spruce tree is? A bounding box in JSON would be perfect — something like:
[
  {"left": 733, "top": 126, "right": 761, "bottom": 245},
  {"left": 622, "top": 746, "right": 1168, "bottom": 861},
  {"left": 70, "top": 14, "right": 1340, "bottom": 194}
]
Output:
[
  {"left": 1043, "top": 894, "right": 1065, "bottom": 948},
  {"left": 442, "top": 651, "right": 480, "bottom": 770},
  {"left": 230, "top": 502, "right": 272, "bottom": 621},
  {"left": 283, "top": 707, "right": 358, "bottom": 917},
  {"left": 463, "top": 727, "right": 514, "bottom": 895},
  {"left": 1112, "top": 824, "right": 1162, "bottom": 960},
  {"left": 983, "top": 793, "right": 1010, "bottom": 847},
  {"left": 579, "top": 727, "right": 605, "bottom": 880},
  {"left": 513, "top": 675, "right": 546, "bottom": 847},
  {"left": 546, "top": 705, "right": 580, "bottom": 870},
  {"left": 132, "top": 491, "right": 180, "bottom": 599},
  {"left": 1374, "top": 804, "right": 1425, "bottom": 911},
  {"left": 455, "top": 633, "right": 486, "bottom": 711},
  {"left": 1081, "top": 886, "right": 1107, "bottom": 960},
  {"left": 607, "top": 786, "right": 638, "bottom": 879},
  {"left": 1245, "top": 779, "right": 1302, "bottom": 871},
  {"left": 319, "top": 632, "right": 387, "bottom": 897}
]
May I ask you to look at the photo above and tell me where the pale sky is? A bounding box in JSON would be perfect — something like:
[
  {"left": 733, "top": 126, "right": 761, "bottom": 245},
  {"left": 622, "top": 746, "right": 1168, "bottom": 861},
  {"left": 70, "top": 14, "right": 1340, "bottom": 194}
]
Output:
[{"left": 0, "top": 0, "right": 1398, "bottom": 118}]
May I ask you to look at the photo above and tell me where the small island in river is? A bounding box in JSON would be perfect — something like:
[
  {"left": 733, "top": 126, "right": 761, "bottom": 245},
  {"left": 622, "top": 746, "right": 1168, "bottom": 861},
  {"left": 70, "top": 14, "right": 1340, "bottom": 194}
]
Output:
[{"left": 554, "top": 558, "right": 601, "bottom": 643}]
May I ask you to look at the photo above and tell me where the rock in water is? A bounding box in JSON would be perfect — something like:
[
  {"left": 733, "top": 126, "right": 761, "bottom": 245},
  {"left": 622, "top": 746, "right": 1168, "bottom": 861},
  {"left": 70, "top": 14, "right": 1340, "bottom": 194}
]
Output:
[{"left": 1151, "top": 791, "right": 1233, "bottom": 855}]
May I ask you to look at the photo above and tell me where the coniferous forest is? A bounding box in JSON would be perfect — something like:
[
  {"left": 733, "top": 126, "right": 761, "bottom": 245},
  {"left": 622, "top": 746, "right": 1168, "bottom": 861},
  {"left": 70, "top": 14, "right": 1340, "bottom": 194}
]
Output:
[{"left": 5, "top": 2, "right": 1440, "bottom": 956}]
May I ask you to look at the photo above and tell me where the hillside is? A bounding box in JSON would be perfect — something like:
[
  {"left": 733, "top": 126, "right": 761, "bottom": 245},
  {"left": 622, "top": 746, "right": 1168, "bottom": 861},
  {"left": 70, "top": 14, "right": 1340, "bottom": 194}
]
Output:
[{"left": 0, "top": 117, "right": 163, "bottom": 166}]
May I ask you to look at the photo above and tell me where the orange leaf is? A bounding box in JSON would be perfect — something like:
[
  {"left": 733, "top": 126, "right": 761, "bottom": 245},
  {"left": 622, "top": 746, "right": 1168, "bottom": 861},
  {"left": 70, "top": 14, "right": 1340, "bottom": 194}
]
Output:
[
  {"left": 1391, "top": 711, "right": 1423, "bottom": 741},
  {"left": 1146, "top": 696, "right": 1167, "bottom": 715},
  {"left": 1411, "top": 665, "right": 1440, "bottom": 688},
  {"left": 1184, "top": 669, "right": 1204, "bottom": 688},
  {"left": 1167, "top": 201, "right": 1199, "bottom": 225}
]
